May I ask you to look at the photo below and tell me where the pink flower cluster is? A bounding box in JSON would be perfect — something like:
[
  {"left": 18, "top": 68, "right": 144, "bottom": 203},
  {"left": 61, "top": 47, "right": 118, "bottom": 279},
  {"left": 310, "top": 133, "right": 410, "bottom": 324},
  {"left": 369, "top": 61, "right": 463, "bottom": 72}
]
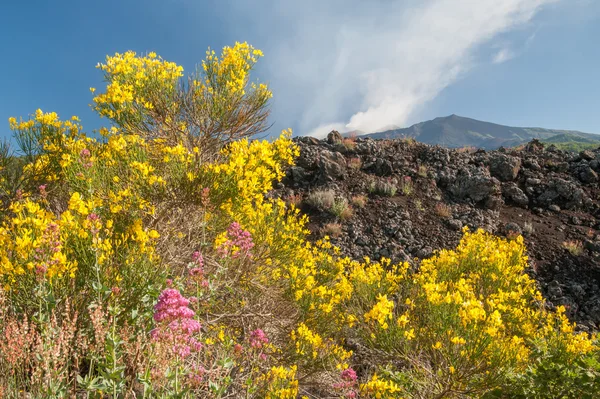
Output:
[
  {"left": 79, "top": 148, "right": 92, "bottom": 168},
  {"left": 152, "top": 288, "right": 202, "bottom": 358},
  {"left": 249, "top": 328, "right": 269, "bottom": 349},
  {"left": 333, "top": 367, "right": 358, "bottom": 398},
  {"left": 217, "top": 222, "right": 254, "bottom": 258},
  {"left": 189, "top": 251, "right": 204, "bottom": 277},
  {"left": 188, "top": 251, "right": 209, "bottom": 288}
]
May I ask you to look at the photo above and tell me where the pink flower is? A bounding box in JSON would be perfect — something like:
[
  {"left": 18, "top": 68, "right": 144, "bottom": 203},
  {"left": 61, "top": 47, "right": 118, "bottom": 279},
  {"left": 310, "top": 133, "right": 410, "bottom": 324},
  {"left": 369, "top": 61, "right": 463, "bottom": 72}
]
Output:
[
  {"left": 192, "top": 251, "right": 204, "bottom": 266},
  {"left": 249, "top": 328, "right": 268, "bottom": 349},
  {"left": 187, "top": 365, "right": 207, "bottom": 387},
  {"left": 333, "top": 368, "right": 358, "bottom": 397},
  {"left": 217, "top": 222, "right": 255, "bottom": 258},
  {"left": 341, "top": 368, "right": 357, "bottom": 382},
  {"left": 39, "top": 185, "right": 47, "bottom": 199},
  {"left": 152, "top": 288, "right": 202, "bottom": 358}
]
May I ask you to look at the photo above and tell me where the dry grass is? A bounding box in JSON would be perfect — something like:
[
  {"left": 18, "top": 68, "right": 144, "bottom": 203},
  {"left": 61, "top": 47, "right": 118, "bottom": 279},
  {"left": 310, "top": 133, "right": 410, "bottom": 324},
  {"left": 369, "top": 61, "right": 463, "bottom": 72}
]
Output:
[
  {"left": 414, "top": 199, "right": 425, "bottom": 212},
  {"left": 456, "top": 146, "right": 477, "bottom": 154},
  {"left": 562, "top": 240, "right": 583, "bottom": 256},
  {"left": 369, "top": 180, "right": 397, "bottom": 197},
  {"left": 351, "top": 194, "right": 367, "bottom": 208},
  {"left": 348, "top": 157, "right": 362, "bottom": 170},
  {"left": 322, "top": 222, "right": 343, "bottom": 238},
  {"left": 434, "top": 203, "right": 451, "bottom": 218},
  {"left": 285, "top": 193, "right": 303, "bottom": 208},
  {"left": 400, "top": 176, "right": 413, "bottom": 196},
  {"left": 307, "top": 189, "right": 336, "bottom": 211},
  {"left": 341, "top": 138, "right": 356, "bottom": 151},
  {"left": 331, "top": 198, "right": 353, "bottom": 220},
  {"left": 523, "top": 222, "right": 534, "bottom": 236}
]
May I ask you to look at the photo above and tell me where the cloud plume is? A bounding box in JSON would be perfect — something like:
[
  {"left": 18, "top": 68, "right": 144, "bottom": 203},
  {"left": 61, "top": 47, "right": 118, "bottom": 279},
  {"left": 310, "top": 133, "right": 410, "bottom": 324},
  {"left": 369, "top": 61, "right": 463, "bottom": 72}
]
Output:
[{"left": 223, "top": 0, "right": 559, "bottom": 137}]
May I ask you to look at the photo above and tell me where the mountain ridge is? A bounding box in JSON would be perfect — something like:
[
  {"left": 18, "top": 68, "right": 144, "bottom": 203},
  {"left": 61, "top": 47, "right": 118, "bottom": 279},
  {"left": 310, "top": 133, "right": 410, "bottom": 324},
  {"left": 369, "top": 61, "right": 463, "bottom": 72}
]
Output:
[{"left": 359, "top": 114, "right": 600, "bottom": 149}]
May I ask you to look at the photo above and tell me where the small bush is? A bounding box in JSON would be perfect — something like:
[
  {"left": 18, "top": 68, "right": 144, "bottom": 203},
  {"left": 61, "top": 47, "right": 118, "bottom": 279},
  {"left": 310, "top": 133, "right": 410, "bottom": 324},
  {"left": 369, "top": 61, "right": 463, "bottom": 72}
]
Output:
[
  {"left": 351, "top": 195, "right": 367, "bottom": 208},
  {"left": 563, "top": 240, "right": 583, "bottom": 256},
  {"left": 523, "top": 222, "right": 534, "bottom": 236},
  {"left": 457, "top": 146, "right": 477, "bottom": 154},
  {"left": 369, "top": 180, "right": 397, "bottom": 197},
  {"left": 400, "top": 176, "right": 413, "bottom": 196},
  {"left": 322, "top": 222, "right": 343, "bottom": 238},
  {"left": 307, "top": 189, "right": 336, "bottom": 210},
  {"left": 418, "top": 165, "right": 428, "bottom": 178},
  {"left": 285, "top": 193, "right": 302, "bottom": 208},
  {"left": 434, "top": 202, "right": 451, "bottom": 218},
  {"left": 348, "top": 157, "right": 362, "bottom": 170},
  {"left": 341, "top": 138, "right": 356, "bottom": 151},
  {"left": 331, "top": 197, "right": 353, "bottom": 220},
  {"left": 414, "top": 199, "right": 425, "bottom": 212}
]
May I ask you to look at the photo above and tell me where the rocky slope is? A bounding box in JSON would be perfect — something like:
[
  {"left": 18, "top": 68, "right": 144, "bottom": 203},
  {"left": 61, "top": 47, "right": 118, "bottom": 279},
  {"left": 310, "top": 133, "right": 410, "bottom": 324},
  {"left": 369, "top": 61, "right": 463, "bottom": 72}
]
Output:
[
  {"left": 363, "top": 114, "right": 600, "bottom": 149},
  {"left": 271, "top": 132, "right": 600, "bottom": 331}
]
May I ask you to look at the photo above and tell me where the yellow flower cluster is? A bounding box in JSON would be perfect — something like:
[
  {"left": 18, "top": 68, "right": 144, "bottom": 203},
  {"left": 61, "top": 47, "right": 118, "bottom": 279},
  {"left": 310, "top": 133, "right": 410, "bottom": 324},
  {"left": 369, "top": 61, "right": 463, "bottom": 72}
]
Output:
[
  {"left": 261, "top": 365, "right": 299, "bottom": 399},
  {"left": 364, "top": 294, "right": 394, "bottom": 329},
  {"left": 360, "top": 374, "right": 403, "bottom": 399},
  {"left": 202, "top": 42, "right": 266, "bottom": 96},
  {"left": 346, "top": 228, "right": 598, "bottom": 396},
  {"left": 0, "top": 200, "right": 77, "bottom": 286},
  {"left": 92, "top": 50, "right": 183, "bottom": 121},
  {"left": 207, "top": 128, "right": 297, "bottom": 211},
  {"left": 291, "top": 322, "right": 351, "bottom": 367}
]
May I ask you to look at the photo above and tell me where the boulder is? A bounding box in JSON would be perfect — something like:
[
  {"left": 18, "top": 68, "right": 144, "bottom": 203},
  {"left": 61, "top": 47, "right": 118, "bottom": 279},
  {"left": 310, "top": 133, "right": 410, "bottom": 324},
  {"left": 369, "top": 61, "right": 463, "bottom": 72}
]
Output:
[
  {"left": 489, "top": 153, "right": 521, "bottom": 182},
  {"left": 502, "top": 183, "right": 529, "bottom": 208},
  {"left": 327, "top": 130, "right": 343, "bottom": 145},
  {"left": 580, "top": 150, "right": 595, "bottom": 161},
  {"left": 449, "top": 170, "right": 502, "bottom": 209},
  {"left": 318, "top": 150, "right": 347, "bottom": 182}
]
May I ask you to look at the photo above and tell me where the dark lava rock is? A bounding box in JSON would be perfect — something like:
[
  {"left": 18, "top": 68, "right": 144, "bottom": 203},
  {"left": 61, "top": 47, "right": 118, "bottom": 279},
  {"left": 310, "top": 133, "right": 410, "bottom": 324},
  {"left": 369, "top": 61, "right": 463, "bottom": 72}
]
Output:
[
  {"left": 327, "top": 130, "right": 343, "bottom": 145},
  {"left": 502, "top": 183, "right": 529, "bottom": 208},
  {"left": 318, "top": 150, "right": 347, "bottom": 182},
  {"left": 449, "top": 170, "right": 502, "bottom": 209},
  {"left": 489, "top": 153, "right": 521, "bottom": 182}
]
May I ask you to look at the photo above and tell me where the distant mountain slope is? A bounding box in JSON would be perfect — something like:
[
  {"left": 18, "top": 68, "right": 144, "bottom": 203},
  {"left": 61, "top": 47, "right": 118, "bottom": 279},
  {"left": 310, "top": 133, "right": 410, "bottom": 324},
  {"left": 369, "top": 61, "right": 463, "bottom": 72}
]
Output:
[{"left": 362, "top": 114, "right": 600, "bottom": 149}]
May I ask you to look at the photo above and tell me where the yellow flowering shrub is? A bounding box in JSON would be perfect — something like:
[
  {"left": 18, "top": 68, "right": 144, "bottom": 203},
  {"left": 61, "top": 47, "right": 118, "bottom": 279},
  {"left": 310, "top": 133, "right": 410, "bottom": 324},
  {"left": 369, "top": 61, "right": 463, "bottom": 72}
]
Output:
[
  {"left": 345, "top": 228, "right": 598, "bottom": 398},
  {"left": 0, "top": 42, "right": 597, "bottom": 399}
]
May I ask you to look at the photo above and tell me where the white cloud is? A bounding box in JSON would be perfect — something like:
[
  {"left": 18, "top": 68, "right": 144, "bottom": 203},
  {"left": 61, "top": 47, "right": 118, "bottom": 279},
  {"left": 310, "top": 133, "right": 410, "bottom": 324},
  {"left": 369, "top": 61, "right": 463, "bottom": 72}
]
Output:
[
  {"left": 221, "top": 0, "right": 560, "bottom": 136},
  {"left": 493, "top": 47, "right": 516, "bottom": 63}
]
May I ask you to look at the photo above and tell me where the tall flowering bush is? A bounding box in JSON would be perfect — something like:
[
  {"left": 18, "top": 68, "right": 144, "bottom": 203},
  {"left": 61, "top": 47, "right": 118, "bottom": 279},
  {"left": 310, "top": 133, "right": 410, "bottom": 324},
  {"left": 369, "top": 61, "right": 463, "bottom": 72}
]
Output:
[{"left": 0, "top": 41, "right": 597, "bottom": 399}]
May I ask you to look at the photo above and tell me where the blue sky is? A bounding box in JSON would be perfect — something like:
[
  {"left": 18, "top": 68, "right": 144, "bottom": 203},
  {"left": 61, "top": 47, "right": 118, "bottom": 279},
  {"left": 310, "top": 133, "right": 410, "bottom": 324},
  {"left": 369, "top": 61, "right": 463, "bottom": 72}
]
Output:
[{"left": 1, "top": 0, "right": 599, "bottom": 140}]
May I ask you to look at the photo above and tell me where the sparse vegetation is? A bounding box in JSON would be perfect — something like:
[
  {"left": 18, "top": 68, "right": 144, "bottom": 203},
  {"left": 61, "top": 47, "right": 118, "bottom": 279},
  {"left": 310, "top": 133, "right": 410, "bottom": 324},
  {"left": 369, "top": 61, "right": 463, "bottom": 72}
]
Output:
[
  {"left": 523, "top": 221, "right": 535, "bottom": 236},
  {"left": 322, "top": 222, "right": 343, "bottom": 238},
  {"left": 348, "top": 157, "right": 363, "bottom": 170},
  {"left": 307, "top": 189, "right": 336, "bottom": 210},
  {"left": 563, "top": 240, "right": 584, "bottom": 256},
  {"left": 369, "top": 179, "right": 397, "bottom": 197},
  {"left": 434, "top": 202, "right": 451, "bottom": 218},
  {"left": 457, "top": 145, "right": 477, "bottom": 153},
  {"left": 400, "top": 176, "right": 413, "bottom": 196},
  {"left": 342, "top": 138, "right": 356, "bottom": 151},
  {"left": 351, "top": 194, "right": 367, "bottom": 208},
  {"left": 414, "top": 199, "right": 425, "bottom": 211},
  {"left": 285, "top": 193, "right": 303, "bottom": 208},
  {"left": 331, "top": 197, "right": 353, "bottom": 220}
]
